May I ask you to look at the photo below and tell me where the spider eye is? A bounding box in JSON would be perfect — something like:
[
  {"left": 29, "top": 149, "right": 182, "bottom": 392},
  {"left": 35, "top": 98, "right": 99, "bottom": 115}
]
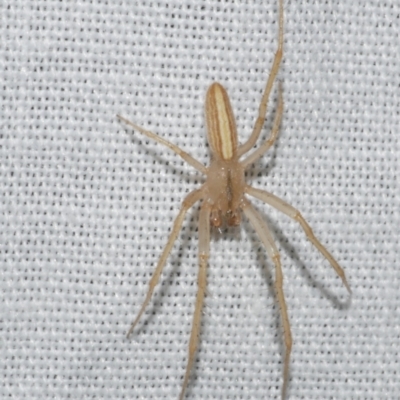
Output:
[
  {"left": 227, "top": 211, "right": 241, "bottom": 227},
  {"left": 210, "top": 209, "right": 222, "bottom": 227}
]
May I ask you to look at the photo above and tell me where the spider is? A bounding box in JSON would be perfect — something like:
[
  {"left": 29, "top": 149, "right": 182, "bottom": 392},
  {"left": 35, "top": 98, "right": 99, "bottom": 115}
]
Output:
[{"left": 117, "top": 0, "right": 350, "bottom": 398}]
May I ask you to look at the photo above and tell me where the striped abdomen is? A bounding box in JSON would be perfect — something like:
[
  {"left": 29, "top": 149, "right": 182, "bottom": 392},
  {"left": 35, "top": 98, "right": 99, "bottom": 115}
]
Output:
[{"left": 205, "top": 82, "right": 238, "bottom": 161}]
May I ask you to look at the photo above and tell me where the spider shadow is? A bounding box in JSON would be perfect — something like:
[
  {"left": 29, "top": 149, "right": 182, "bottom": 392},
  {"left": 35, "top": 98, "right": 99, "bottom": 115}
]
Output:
[
  {"left": 127, "top": 203, "right": 211, "bottom": 399},
  {"left": 126, "top": 203, "right": 201, "bottom": 338},
  {"left": 242, "top": 126, "right": 351, "bottom": 310},
  {"left": 242, "top": 201, "right": 351, "bottom": 396},
  {"left": 255, "top": 202, "right": 351, "bottom": 310}
]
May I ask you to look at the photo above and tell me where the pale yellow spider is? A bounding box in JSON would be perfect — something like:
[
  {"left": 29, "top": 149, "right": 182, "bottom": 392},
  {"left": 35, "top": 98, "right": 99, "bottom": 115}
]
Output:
[{"left": 117, "top": 0, "right": 350, "bottom": 398}]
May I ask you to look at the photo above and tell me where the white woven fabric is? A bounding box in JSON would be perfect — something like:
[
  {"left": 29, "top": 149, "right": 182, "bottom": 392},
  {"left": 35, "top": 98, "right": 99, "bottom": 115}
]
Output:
[{"left": 1, "top": 1, "right": 399, "bottom": 399}]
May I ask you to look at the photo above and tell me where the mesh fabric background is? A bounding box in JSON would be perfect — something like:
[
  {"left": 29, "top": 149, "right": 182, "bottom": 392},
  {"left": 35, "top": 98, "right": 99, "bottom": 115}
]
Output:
[{"left": 1, "top": 0, "right": 399, "bottom": 399}]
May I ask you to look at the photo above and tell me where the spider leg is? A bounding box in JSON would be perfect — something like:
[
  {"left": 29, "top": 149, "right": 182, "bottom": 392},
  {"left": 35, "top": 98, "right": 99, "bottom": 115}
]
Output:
[
  {"left": 241, "top": 198, "right": 292, "bottom": 400},
  {"left": 241, "top": 82, "right": 283, "bottom": 169},
  {"left": 179, "top": 200, "right": 211, "bottom": 400},
  {"left": 238, "top": 0, "right": 284, "bottom": 157},
  {"left": 126, "top": 187, "right": 205, "bottom": 338},
  {"left": 117, "top": 114, "right": 207, "bottom": 174},
  {"left": 245, "top": 185, "right": 351, "bottom": 293}
]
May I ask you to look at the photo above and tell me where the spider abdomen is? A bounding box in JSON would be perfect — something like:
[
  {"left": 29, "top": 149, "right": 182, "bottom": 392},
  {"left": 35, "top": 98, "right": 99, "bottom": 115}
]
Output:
[{"left": 205, "top": 82, "right": 238, "bottom": 161}]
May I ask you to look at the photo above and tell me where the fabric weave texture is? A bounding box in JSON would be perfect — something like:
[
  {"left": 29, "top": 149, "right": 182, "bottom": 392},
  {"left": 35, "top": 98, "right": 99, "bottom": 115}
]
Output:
[{"left": 1, "top": 1, "right": 399, "bottom": 399}]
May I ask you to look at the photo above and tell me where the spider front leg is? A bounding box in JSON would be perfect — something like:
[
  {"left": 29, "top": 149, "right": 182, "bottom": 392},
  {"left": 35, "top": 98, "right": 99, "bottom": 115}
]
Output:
[
  {"left": 241, "top": 198, "right": 292, "bottom": 400},
  {"left": 117, "top": 114, "right": 207, "bottom": 174},
  {"left": 245, "top": 186, "right": 351, "bottom": 293},
  {"left": 237, "top": 0, "right": 284, "bottom": 157},
  {"left": 179, "top": 200, "right": 211, "bottom": 400},
  {"left": 241, "top": 82, "right": 284, "bottom": 168},
  {"left": 126, "top": 187, "right": 204, "bottom": 338}
]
